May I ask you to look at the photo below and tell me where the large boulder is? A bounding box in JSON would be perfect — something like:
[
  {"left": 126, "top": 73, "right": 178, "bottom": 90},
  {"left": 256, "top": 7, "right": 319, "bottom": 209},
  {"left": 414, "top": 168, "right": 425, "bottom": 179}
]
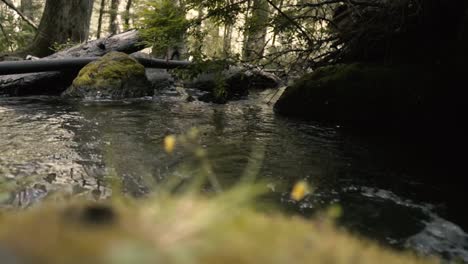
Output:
[
  {"left": 62, "top": 52, "right": 151, "bottom": 99},
  {"left": 186, "top": 66, "right": 282, "bottom": 103},
  {"left": 274, "top": 63, "right": 444, "bottom": 126}
]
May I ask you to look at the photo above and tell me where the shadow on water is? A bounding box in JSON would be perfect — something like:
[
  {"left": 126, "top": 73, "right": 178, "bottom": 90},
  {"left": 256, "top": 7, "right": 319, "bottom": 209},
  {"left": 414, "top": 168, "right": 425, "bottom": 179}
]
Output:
[{"left": 0, "top": 91, "right": 467, "bottom": 261}]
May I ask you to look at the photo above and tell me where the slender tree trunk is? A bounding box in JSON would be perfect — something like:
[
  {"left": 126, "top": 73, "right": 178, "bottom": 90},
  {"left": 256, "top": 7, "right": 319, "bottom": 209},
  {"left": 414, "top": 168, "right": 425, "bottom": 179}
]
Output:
[
  {"left": 124, "top": 0, "right": 132, "bottom": 30},
  {"left": 96, "top": 0, "right": 106, "bottom": 38},
  {"left": 20, "top": 0, "right": 33, "bottom": 21},
  {"left": 271, "top": 0, "right": 283, "bottom": 47},
  {"left": 223, "top": 23, "right": 233, "bottom": 57},
  {"left": 223, "top": 0, "right": 234, "bottom": 57},
  {"left": 241, "top": 0, "right": 252, "bottom": 58},
  {"left": 109, "top": 0, "right": 120, "bottom": 35},
  {"left": 243, "top": 0, "right": 269, "bottom": 61},
  {"left": 204, "top": 20, "right": 222, "bottom": 57},
  {"left": 25, "top": 0, "right": 95, "bottom": 57}
]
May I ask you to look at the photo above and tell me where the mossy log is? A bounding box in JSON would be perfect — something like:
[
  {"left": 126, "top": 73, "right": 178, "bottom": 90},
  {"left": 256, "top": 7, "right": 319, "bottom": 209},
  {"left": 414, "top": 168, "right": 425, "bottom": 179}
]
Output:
[
  {"left": 0, "top": 30, "right": 145, "bottom": 96},
  {"left": 0, "top": 57, "right": 190, "bottom": 75}
]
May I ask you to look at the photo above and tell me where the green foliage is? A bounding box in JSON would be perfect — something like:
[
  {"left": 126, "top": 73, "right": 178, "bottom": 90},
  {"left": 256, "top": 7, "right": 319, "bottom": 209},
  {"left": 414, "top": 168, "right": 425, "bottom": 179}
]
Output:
[
  {"left": 137, "top": 0, "right": 189, "bottom": 56},
  {"left": 50, "top": 39, "right": 80, "bottom": 52},
  {"left": 184, "top": 0, "right": 244, "bottom": 25},
  {"left": 0, "top": 13, "right": 35, "bottom": 53}
]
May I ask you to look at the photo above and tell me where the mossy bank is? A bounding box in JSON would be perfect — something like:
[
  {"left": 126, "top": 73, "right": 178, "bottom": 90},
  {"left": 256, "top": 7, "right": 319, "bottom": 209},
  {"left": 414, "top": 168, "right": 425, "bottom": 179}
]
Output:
[
  {"left": 274, "top": 63, "right": 464, "bottom": 128},
  {"left": 0, "top": 192, "right": 437, "bottom": 264}
]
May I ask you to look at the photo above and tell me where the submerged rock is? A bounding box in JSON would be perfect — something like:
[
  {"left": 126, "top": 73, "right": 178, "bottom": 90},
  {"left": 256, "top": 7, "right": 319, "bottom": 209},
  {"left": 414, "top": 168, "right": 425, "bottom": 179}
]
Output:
[
  {"left": 62, "top": 52, "right": 151, "bottom": 99},
  {"left": 274, "top": 63, "right": 441, "bottom": 126},
  {"left": 187, "top": 66, "right": 282, "bottom": 103}
]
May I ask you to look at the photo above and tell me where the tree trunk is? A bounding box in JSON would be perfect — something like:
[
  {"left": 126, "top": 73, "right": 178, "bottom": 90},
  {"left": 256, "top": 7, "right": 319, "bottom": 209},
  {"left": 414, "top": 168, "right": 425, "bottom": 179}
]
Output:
[
  {"left": 222, "top": 0, "right": 234, "bottom": 57},
  {"left": 25, "top": 0, "right": 95, "bottom": 57},
  {"left": 96, "top": 0, "right": 106, "bottom": 38},
  {"left": 271, "top": 0, "right": 283, "bottom": 47},
  {"left": 243, "top": 0, "right": 269, "bottom": 61},
  {"left": 205, "top": 20, "right": 222, "bottom": 58},
  {"left": 20, "top": 0, "right": 34, "bottom": 21},
  {"left": 124, "top": 0, "right": 132, "bottom": 30},
  {"left": 223, "top": 23, "right": 233, "bottom": 57},
  {"left": 109, "top": 0, "right": 120, "bottom": 35}
]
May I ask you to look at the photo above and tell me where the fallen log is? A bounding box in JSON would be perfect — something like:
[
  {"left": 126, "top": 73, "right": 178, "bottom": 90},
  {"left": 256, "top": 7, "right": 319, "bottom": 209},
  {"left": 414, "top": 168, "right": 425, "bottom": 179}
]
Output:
[
  {"left": 0, "top": 30, "right": 149, "bottom": 96},
  {"left": 0, "top": 57, "right": 191, "bottom": 75}
]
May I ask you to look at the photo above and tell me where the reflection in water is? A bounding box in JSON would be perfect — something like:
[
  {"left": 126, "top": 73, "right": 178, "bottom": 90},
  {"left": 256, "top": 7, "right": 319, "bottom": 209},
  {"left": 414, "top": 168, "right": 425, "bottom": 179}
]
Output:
[{"left": 0, "top": 93, "right": 467, "bottom": 261}]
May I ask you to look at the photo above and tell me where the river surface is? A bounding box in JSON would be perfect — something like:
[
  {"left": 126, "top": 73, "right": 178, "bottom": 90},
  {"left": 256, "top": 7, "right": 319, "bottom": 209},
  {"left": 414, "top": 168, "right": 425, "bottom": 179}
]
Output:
[{"left": 1, "top": 89, "right": 467, "bottom": 262}]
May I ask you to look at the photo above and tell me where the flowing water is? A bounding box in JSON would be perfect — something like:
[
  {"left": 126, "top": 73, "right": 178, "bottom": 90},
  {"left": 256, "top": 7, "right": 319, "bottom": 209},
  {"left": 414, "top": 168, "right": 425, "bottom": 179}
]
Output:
[{"left": 1, "top": 89, "right": 467, "bottom": 262}]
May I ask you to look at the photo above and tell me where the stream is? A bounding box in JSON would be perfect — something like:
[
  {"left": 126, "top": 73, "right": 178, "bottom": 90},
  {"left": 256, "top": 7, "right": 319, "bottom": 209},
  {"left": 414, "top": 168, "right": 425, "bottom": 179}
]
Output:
[{"left": 1, "top": 88, "right": 467, "bottom": 262}]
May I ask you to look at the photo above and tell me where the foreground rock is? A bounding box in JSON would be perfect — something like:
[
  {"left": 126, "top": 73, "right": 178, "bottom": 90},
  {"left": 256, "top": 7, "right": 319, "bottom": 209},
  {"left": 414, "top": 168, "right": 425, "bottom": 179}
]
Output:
[
  {"left": 62, "top": 52, "right": 151, "bottom": 99},
  {"left": 0, "top": 193, "right": 436, "bottom": 264},
  {"left": 0, "top": 30, "right": 144, "bottom": 96},
  {"left": 274, "top": 63, "right": 450, "bottom": 126},
  {"left": 186, "top": 66, "right": 281, "bottom": 103}
]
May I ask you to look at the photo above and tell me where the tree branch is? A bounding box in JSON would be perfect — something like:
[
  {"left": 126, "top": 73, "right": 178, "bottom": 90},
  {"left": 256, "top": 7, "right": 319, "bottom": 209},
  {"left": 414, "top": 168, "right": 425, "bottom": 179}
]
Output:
[
  {"left": 264, "top": 0, "right": 314, "bottom": 47},
  {"left": 295, "top": 0, "right": 383, "bottom": 9},
  {"left": 0, "top": 0, "right": 38, "bottom": 30}
]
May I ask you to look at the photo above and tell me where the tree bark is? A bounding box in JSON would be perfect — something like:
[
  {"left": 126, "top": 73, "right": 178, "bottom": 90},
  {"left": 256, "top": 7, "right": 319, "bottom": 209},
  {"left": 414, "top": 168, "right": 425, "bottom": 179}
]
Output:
[
  {"left": 109, "top": 0, "right": 120, "bottom": 35},
  {"left": 0, "top": 30, "right": 144, "bottom": 96},
  {"left": 96, "top": 0, "right": 106, "bottom": 38},
  {"left": 24, "top": 0, "right": 95, "bottom": 57}
]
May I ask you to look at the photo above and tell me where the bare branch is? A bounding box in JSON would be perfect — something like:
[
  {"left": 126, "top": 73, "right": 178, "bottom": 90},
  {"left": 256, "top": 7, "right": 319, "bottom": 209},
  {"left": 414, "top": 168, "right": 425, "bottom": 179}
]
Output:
[
  {"left": 0, "top": 0, "right": 38, "bottom": 30},
  {"left": 264, "top": 0, "right": 314, "bottom": 47}
]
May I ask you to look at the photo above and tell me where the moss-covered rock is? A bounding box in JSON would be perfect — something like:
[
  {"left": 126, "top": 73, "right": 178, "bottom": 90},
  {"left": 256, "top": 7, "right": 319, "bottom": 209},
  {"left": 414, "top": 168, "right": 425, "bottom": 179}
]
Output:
[
  {"left": 274, "top": 63, "right": 440, "bottom": 125},
  {"left": 62, "top": 52, "right": 151, "bottom": 99},
  {"left": 0, "top": 195, "right": 437, "bottom": 264},
  {"left": 187, "top": 66, "right": 282, "bottom": 104}
]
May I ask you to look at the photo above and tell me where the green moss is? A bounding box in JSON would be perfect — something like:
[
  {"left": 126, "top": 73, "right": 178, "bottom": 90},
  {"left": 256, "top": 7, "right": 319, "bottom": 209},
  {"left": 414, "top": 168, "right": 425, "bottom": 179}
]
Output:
[
  {"left": 73, "top": 52, "right": 146, "bottom": 89},
  {"left": 0, "top": 191, "right": 437, "bottom": 264}
]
